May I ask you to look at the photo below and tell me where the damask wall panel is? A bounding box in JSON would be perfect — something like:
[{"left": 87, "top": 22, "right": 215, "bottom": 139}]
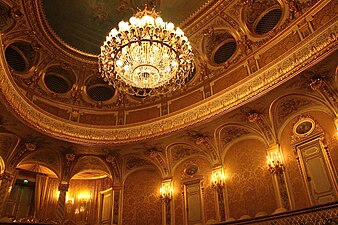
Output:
[
  {"left": 311, "top": 0, "right": 337, "bottom": 31},
  {"left": 79, "top": 113, "right": 117, "bottom": 126},
  {"left": 169, "top": 89, "right": 204, "bottom": 113},
  {"left": 174, "top": 190, "right": 184, "bottom": 225},
  {"left": 173, "top": 157, "right": 216, "bottom": 224},
  {"left": 212, "top": 66, "right": 248, "bottom": 95},
  {"left": 224, "top": 139, "right": 276, "bottom": 219},
  {"left": 258, "top": 33, "right": 300, "bottom": 68},
  {"left": 126, "top": 106, "right": 160, "bottom": 124},
  {"left": 34, "top": 99, "right": 69, "bottom": 120},
  {"left": 122, "top": 169, "right": 162, "bottom": 225}
]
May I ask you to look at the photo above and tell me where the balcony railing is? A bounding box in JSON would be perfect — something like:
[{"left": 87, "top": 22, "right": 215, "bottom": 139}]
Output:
[{"left": 217, "top": 202, "right": 338, "bottom": 225}]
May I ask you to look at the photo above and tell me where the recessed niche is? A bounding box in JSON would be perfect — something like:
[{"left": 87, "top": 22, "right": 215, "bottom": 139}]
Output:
[
  {"left": 5, "top": 42, "right": 38, "bottom": 72},
  {"left": 255, "top": 8, "right": 282, "bottom": 35},
  {"left": 185, "top": 165, "right": 199, "bottom": 176},
  {"left": 87, "top": 84, "right": 115, "bottom": 102},
  {"left": 242, "top": 0, "right": 282, "bottom": 36},
  {"left": 203, "top": 31, "right": 237, "bottom": 66},
  {"left": 43, "top": 66, "right": 75, "bottom": 94},
  {"left": 293, "top": 118, "right": 315, "bottom": 137},
  {"left": 5, "top": 47, "right": 27, "bottom": 72},
  {"left": 213, "top": 41, "right": 237, "bottom": 64}
]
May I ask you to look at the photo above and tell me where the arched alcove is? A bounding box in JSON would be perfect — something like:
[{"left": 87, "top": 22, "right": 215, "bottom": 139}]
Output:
[
  {"left": 224, "top": 138, "right": 277, "bottom": 219},
  {"left": 122, "top": 169, "right": 162, "bottom": 225},
  {"left": 10, "top": 162, "right": 60, "bottom": 221}
]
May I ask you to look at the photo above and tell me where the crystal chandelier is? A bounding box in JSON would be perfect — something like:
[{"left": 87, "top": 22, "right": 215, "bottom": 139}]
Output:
[{"left": 98, "top": 6, "right": 194, "bottom": 97}]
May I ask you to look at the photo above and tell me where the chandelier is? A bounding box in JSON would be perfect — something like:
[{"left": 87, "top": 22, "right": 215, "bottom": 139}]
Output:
[{"left": 98, "top": 6, "right": 194, "bottom": 97}]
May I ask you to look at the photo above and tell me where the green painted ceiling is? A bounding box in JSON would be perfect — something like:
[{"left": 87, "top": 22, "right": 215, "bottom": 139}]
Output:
[{"left": 42, "top": 0, "right": 207, "bottom": 54}]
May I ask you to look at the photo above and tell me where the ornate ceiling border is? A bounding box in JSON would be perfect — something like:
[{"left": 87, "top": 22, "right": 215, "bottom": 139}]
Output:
[{"left": 0, "top": 19, "right": 337, "bottom": 145}]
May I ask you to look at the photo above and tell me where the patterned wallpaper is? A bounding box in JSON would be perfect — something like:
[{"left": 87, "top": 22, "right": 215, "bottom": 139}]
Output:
[
  {"left": 122, "top": 169, "right": 162, "bottom": 225},
  {"left": 224, "top": 139, "right": 277, "bottom": 219},
  {"left": 281, "top": 125, "right": 310, "bottom": 210}
]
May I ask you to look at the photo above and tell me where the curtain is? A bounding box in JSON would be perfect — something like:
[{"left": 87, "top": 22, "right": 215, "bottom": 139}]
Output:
[
  {"left": 34, "top": 174, "right": 48, "bottom": 219},
  {"left": 34, "top": 175, "right": 59, "bottom": 221}
]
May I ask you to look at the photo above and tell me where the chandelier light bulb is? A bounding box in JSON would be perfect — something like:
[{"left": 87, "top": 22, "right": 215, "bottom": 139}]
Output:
[
  {"left": 110, "top": 28, "right": 118, "bottom": 36},
  {"left": 155, "top": 17, "right": 164, "bottom": 26},
  {"left": 98, "top": 5, "right": 195, "bottom": 97},
  {"left": 166, "top": 22, "right": 174, "bottom": 30},
  {"left": 129, "top": 17, "right": 138, "bottom": 25}
]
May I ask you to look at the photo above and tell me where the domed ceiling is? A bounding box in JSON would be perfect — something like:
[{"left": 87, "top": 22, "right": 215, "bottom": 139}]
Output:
[
  {"left": 42, "top": 0, "right": 209, "bottom": 54},
  {"left": 0, "top": 0, "right": 336, "bottom": 146}
]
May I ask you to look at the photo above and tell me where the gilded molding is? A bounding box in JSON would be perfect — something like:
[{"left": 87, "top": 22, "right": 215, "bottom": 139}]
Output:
[{"left": 0, "top": 9, "right": 337, "bottom": 145}]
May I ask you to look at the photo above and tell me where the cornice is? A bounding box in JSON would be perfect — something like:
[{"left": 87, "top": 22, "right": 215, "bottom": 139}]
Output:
[{"left": 0, "top": 19, "right": 336, "bottom": 145}]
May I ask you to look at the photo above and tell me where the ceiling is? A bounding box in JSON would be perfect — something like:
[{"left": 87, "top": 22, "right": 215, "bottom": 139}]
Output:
[{"left": 42, "top": 0, "right": 210, "bottom": 54}]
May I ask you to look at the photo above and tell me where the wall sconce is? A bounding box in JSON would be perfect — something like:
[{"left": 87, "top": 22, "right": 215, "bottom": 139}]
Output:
[
  {"left": 66, "top": 196, "right": 74, "bottom": 205},
  {"left": 78, "top": 192, "right": 91, "bottom": 202},
  {"left": 267, "top": 151, "right": 284, "bottom": 174},
  {"left": 160, "top": 179, "right": 173, "bottom": 201},
  {"left": 160, "top": 179, "right": 173, "bottom": 225},
  {"left": 211, "top": 166, "right": 226, "bottom": 188}
]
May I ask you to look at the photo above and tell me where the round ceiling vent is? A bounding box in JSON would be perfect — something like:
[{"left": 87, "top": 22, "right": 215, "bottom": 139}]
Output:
[
  {"left": 43, "top": 66, "right": 75, "bottom": 94},
  {"left": 87, "top": 85, "right": 115, "bottom": 102},
  {"left": 242, "top": 0, "right": 282, "bottom": 36},
  {"left": 213, "top": 41, "right": 237, "bottom": 64},
  {"left": 5, "top": 42, "right": 38, "bottom": 73},
  {"left": 44, "top": 73, "right": 72, "bottom": 94},
  {"left": 255, "top": 8, "right": 282, "bottom": 35},
  {"left": 5, "top": 46, "right": 28, "bottom": 72}
]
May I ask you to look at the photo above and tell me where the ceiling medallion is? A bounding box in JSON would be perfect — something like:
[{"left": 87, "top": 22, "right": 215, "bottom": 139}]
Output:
[{"left": 98, "top": 5, "right": 194, "bottom": 97}]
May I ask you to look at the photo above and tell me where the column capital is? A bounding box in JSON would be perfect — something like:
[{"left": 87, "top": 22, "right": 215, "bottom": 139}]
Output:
[
  {"left": 0, "top": 172, "right": 13, "bottom": 181},
  {"left": 58, "top": 183, "right": 69, "bottom": 192}
]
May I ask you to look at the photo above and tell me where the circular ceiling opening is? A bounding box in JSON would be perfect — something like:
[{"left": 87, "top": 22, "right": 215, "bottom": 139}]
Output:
[
  {"left": 44, "top": 73, "right": 72, "bottom": 94},
  {"left": 213, "top": 41, "right": 237, "bottom": 64},
  {"left": 43, "top": 66, "right": 75, "bottom": 94},
  {"left": 255, "top": 8, "right": 282, "bottom": 35},
  {"left": 87, "top": 85, "right": 115, "bottom": 101},
  {"left": 5, "top": 42, "right": 38, "bottom": 73},
  {"left": 5, "top": 46, "right": 28, "bottom": 72}
]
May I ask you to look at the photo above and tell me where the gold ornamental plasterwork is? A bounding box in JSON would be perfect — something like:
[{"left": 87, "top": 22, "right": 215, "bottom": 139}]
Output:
[{"left": 0, "top": 20, "right": 337, "bottom": 144}]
